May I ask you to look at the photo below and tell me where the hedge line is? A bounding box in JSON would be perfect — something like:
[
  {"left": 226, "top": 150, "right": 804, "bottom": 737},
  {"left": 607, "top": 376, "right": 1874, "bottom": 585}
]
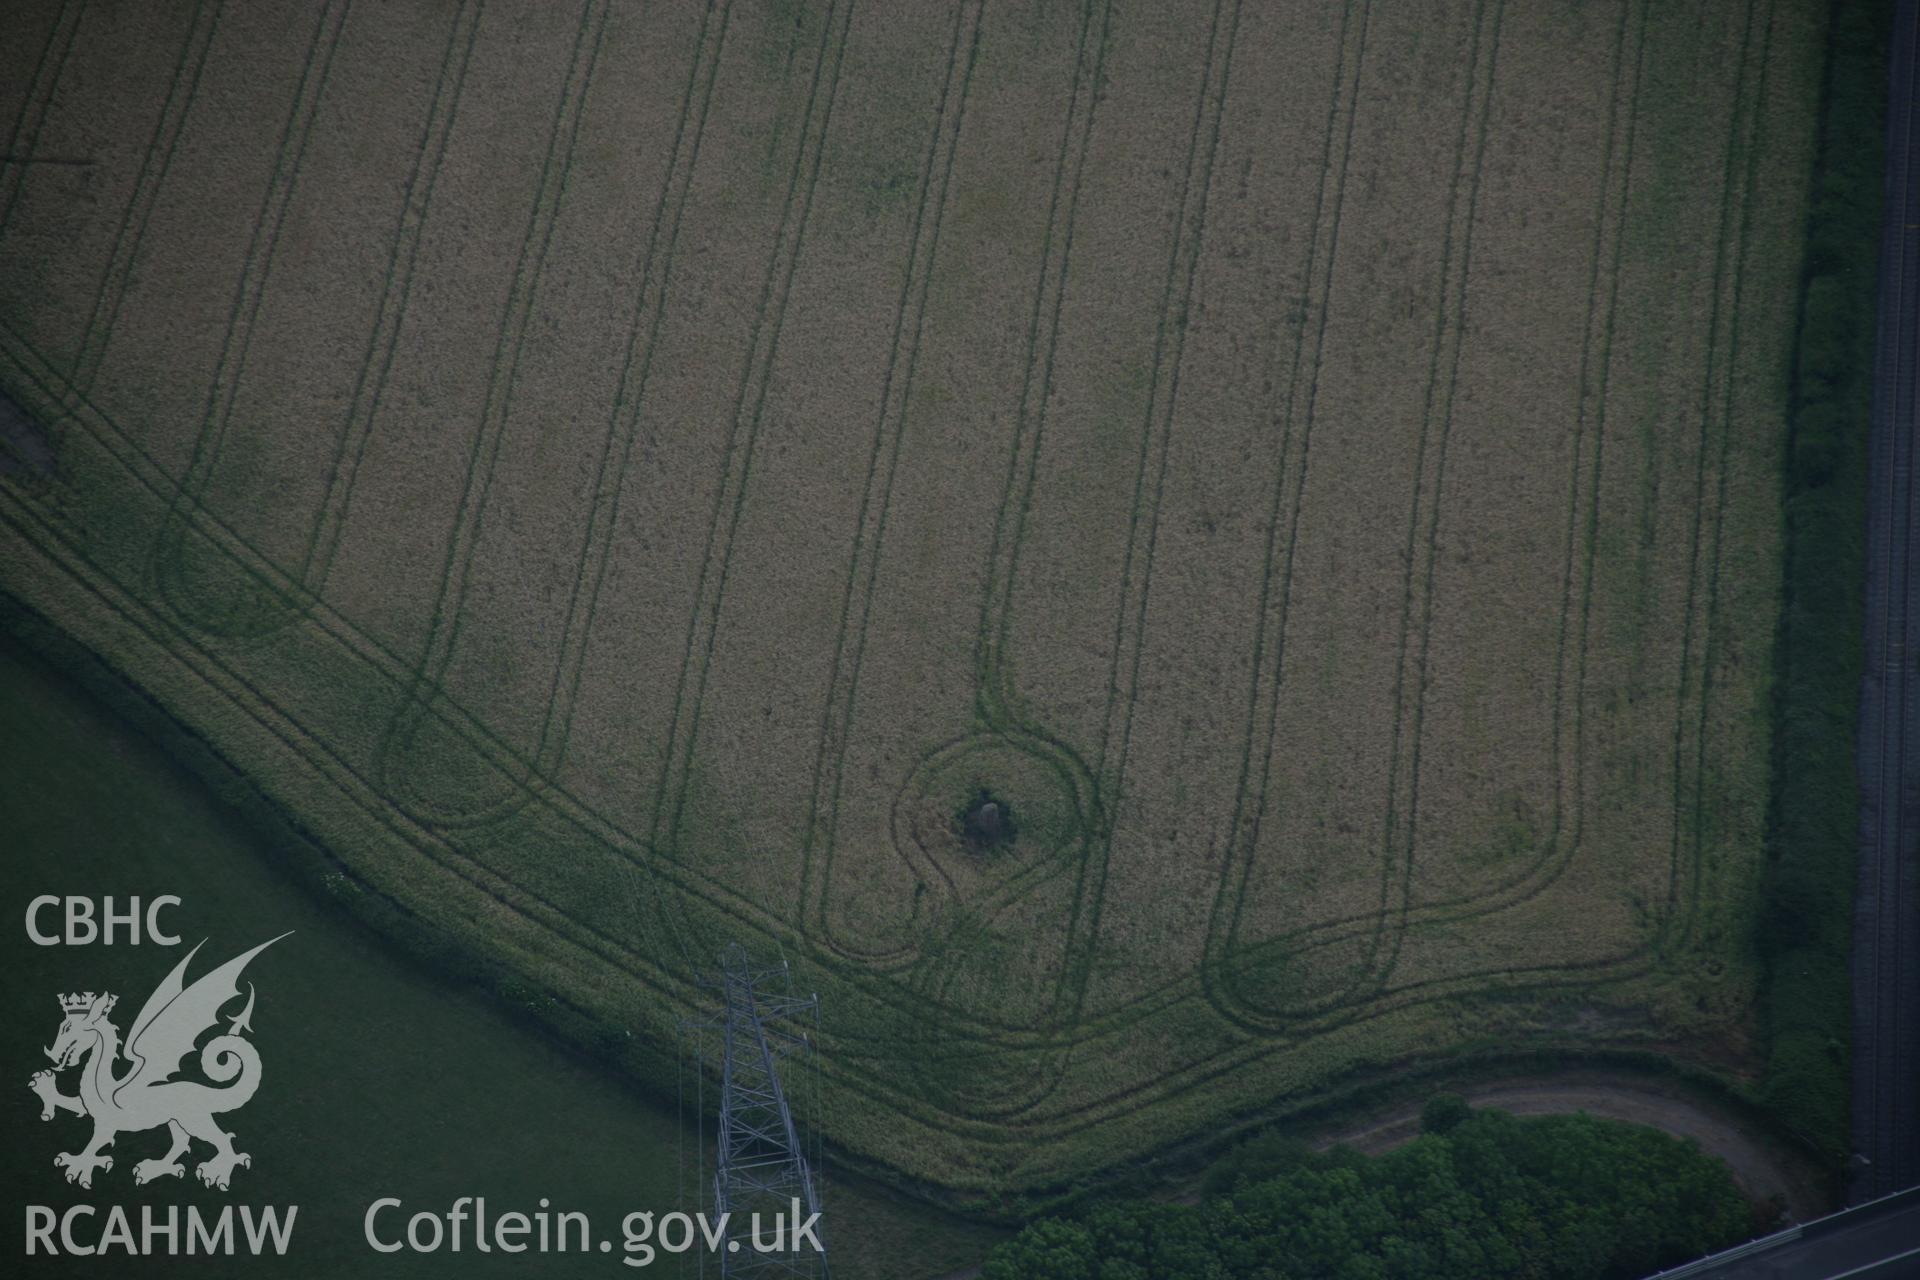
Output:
[
  {"left": 1759, "top": 0, "right": 1889, "bottom": 1159},
  {"left": 983, "top": 1105, "right": 1753, "bottom": 1280}
]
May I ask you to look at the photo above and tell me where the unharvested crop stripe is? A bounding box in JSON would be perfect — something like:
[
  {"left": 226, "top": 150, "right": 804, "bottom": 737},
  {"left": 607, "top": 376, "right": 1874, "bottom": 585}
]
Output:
[
  {"left": 69, "top": 0, "right": 223, "bottom": 401},
  {"left": 538, "top": 0, "right": 737, "bottom": 795},
  {"left": 1200, "top": 0, "right": 1371, "bottom": 1016},
  {"left": 153, "top": 0, "right": 353, "bottom": 634},
  {"left": 974, "top": 0, "right": 1114, "bottom": 719},
  {"left": 1368, "top": 0, "right": 1506, "bottom": 990},
  {"left": 303, "top": 0, "right": 486, "bottom": 596},
  {"left": 378, "top": 0, "right": 615, "bottom": 821},
  {"left": 651, "top": 0, "right": 856, "bottom": 855},
  {"left": 1063, "top": 0, "right": 1246, "bottom": 1025},
  {"left": 799, "top": 0, "right": 986, "bottom": 953}
]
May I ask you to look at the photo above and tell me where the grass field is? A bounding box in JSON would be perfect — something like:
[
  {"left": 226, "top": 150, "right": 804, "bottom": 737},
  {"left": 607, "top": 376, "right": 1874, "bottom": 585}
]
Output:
[
  {"left": 0, "top": 0, "right": 1828, "bottom": 1194},
  {"left": 0, "top": 629, "right": 1006, "bottom": 1278}
]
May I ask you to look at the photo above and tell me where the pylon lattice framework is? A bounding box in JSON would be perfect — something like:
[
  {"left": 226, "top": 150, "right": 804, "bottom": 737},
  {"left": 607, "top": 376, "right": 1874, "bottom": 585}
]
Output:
[{"left": 682, "top": 943, "right": 829, "bottom": 1278}]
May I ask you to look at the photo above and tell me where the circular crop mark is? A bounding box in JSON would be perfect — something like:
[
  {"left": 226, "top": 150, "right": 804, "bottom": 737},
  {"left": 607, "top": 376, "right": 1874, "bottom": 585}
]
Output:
[{"left": 893, "top": 731, "right": 1094, "bottom": 894}]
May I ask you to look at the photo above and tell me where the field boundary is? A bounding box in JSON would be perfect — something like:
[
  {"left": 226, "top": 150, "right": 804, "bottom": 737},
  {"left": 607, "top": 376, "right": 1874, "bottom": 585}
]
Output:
[
  {"left": 0, "top": 590, "right": 1847, "bottom": 1223},
  {"left": 1758, "top": 0, "right": 1885, "bottom": 1172},
  {"left": 0, "top": 0, "right": 1833, "bottom": 1195}
]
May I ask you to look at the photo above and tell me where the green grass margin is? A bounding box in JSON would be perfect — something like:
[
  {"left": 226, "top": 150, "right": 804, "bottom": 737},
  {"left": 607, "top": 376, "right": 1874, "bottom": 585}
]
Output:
[
  {"left": 1756, "top": 0, "right": 1889, "bottom": 1164},
  {"left": 0, "top": 585, "right": 684, "bottom": 1080},
  {"left": 0, "top": 567, "right": 1831, "bottom": 1228}
]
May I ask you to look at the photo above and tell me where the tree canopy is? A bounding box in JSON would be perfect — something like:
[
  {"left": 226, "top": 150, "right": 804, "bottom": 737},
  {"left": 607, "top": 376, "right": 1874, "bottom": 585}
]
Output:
[{"left": 982, "top": 1106, "right": 1753, "bottom": 1280}]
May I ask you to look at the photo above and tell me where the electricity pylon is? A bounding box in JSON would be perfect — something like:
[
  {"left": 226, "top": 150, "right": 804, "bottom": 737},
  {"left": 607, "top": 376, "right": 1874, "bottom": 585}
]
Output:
[{"left": 683, "top": 943, "right": 829, "bottom": 1278}]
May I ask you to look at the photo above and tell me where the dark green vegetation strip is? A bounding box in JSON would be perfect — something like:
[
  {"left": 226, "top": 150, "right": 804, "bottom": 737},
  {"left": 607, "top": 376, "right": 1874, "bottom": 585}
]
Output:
[
  {"left": 0, "top": 603, "right": 1007, "bottom": 1278},
  {"left": 981, "top": 1103, "right": 1752, "bottom": 1280},
  {"left": 1759, "top": 0, "right": 1887, "bottom": 1161},
  {"left": 0, "top": 622, "right": 683, "bottom": 1278}
]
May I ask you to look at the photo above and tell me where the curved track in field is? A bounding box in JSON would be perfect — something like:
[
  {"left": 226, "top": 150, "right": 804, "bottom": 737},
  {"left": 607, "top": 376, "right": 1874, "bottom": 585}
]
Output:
[
  {"left": 932, "top": 1070, "right": 1830, "bottom": 1280},
  {"left": 1852, "top": 0, "right": 1920, "bottom": 1207},
  {"left": 1312, "top": 1071, "right": 1828, "bottom": 1224}
]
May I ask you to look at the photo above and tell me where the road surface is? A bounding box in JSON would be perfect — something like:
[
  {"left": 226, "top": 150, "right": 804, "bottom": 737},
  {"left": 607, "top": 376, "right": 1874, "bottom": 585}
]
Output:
[{"left": 1852, "top": 0, "right": 1920, "bottom": 1207}]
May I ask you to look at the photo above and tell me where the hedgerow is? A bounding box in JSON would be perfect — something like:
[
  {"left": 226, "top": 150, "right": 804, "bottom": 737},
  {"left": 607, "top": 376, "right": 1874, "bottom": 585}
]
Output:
[
  {"left": 1758, "top": 0, "right": 1888, "bottom": 1158},
  {"left": 982, "top": 1106, "right": 1752, "bottom": 1280}
]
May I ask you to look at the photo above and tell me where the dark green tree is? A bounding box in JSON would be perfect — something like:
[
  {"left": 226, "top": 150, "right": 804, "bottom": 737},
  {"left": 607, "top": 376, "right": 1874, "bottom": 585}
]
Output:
[{"left": 984, "top": 1109, "right": 1754, "bottom": 1280}]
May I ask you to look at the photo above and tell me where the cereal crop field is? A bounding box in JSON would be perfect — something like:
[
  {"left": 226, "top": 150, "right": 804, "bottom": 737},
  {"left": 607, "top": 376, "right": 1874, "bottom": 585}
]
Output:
[{"left": 0, "top": 0, "right": 1825, "bottom": 1192}]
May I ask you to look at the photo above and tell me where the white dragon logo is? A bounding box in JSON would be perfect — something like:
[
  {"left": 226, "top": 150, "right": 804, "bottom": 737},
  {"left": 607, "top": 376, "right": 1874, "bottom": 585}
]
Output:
[{"left": 28, "top": 935, "right": 288, "bottom": 1191}]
